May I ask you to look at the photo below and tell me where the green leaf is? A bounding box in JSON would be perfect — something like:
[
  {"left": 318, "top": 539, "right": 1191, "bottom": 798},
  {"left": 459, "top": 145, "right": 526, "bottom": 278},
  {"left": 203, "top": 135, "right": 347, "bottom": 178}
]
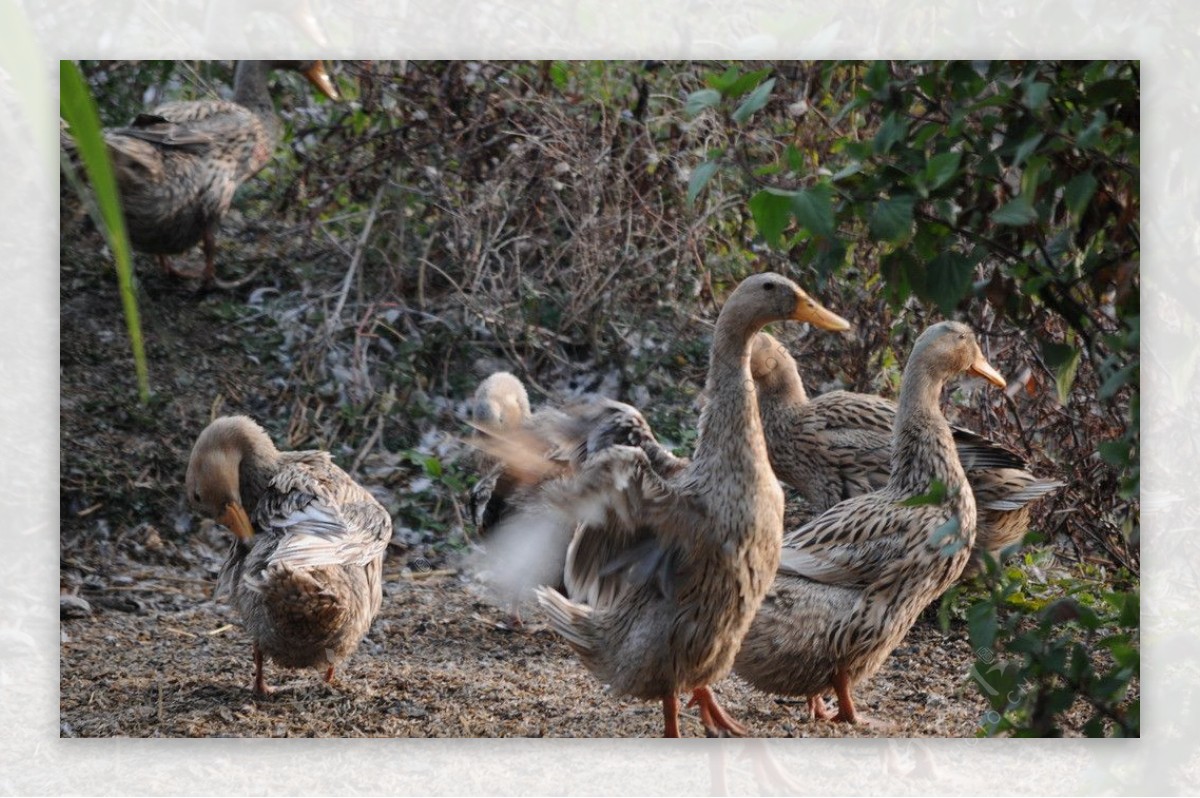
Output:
[
  {"left": 790, "top": 184, "right": 836, "bottom": 238},
  {"left": 549, "top": 61, "right": 570, "bottom": 90},
  {"left": 1098, "top": 440, "right": 1131, "bottom": 467},
  {"left": 1113, "top": 591, "right": 1139, "bottom": 628},
  {"left": 685, "top": 88, "right": 722, "bottom": 117},
  {"left": 810, "top": 236, "right": 848, "bottom": 280},
  {"left": 937, "top": 586, "right": 959, "bottom": 633},
  {"left": 704, "top": 66, "right": 741, "bottom": 93},
  {"left": 873, "top": 113, "right": 908, "bottom": 155},
  {"left": 785, "top": 143, "right": 805, "bottom": 172},
  {"left": 1041, "top": 341, "right": 1081, "bottom": 404},
  {"left": 930, "top": 515, "right": 966, "bottom": 555},
  {"left": 923, "top": 251, "right": 975, "bottom": 314},
  {"left": 1012, "top": 133, "right": 1044, "bottom": 168},
  {"left": 1064, "top": 172, "right": 1098, "bottom": 218},
  {"left": 864, "top": 60, "right": 889, "bottom": 91},
  {"left": 731, "top": 77, "right": 776, "bottom": 124},
  {"left": 880, "top": 250, "right": 917, "bottom": 309},
  {"left": 687, "top": 160, "right": 720, "bottom": 205},
  {"left": 900, "top": 478, "right": 948, "bottom": 507},
  {"left": 714, "top": 67, "right": 772, "bottom": 99},
  {"left": 748, "top": 188, "right": 794, "bottom": 248},
  {"left": 925, "top": 150, "right": 963, "bottom": 191},
  {"left": 968, "top": 601, "right": 998, "bottom": 651},
  {"left": 1078, "top": 111, "right": 1107, "bottom": 148},
  {"left": 991, "top": 196, "right": 1038, "bottom": 226},
  {"left": 423, "top": 456, "right": 444, "bottom": 478},
  {"left": 60, "top": 60, "right": 149, "bottom": 404},
  {"left": 869, "top": 194, "right": 915, "bottom": 243},
  {"left": 1023, "top": 81, "right": 1050, "bottom": 110}
]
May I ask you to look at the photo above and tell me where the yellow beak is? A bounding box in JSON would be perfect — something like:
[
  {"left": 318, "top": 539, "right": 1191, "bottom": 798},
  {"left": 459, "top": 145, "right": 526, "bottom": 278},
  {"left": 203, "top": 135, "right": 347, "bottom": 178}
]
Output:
[
  {"left": 968, "top": 356, "right": 1007, "bottom": 388},
  {"left": 303, "top": 61, "right": 339, "bottom": 102},
  {"left": 218, "top": 501, "right": 255, "bottom": 541},
  {"left": 792, "top": 293, "right": 852, "bottom": 332}
]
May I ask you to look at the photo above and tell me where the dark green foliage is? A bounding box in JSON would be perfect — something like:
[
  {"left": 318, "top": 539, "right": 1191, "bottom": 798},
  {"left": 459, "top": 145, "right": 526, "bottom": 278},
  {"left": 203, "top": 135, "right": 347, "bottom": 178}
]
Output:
[
  {"left": 949, "top": 547, "right": 1139, "bottom": 737},
  {"left": 691, "top": 60, "right": 1138, "bottom": 736}
]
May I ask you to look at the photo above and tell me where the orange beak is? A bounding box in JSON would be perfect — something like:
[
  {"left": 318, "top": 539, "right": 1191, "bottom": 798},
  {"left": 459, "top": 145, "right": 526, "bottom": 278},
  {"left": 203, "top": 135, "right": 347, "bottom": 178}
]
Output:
[
  {"left": 968, "top": 356, "right": 1006, "bottom": 388},
  {"left": 218, "top": 501, "right": 255, "bottom": 541},
  {"left": 303, "top": 61, "right": 339, "bottom": 102},
  {"left": 791, "top": 292, "right": 852, "bottom": 332}
]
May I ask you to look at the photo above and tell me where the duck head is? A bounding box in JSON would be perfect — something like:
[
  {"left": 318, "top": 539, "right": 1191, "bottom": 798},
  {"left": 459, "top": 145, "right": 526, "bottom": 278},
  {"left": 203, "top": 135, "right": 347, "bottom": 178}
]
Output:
[
  {"left": 718, "top": 272, "right": 852, "bottom": 335},
  {"left": 185, "top": 416, "right": 278, "bottom": 541},
  {"left": 909, "top": 321, "right": 1006, "bottom": 388}
]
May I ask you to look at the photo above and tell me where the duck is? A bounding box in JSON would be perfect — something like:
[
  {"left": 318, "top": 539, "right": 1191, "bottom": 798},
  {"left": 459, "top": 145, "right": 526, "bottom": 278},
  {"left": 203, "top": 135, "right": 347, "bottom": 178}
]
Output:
[
  {"left": 468, "top": 371, "right": 532, "bottom": 436},
  {"left": 467, "top": 381, "right": 688, "bottom": 625},
  {"left": 477, "top": 273, "right": 851, "bottom": 736},
  {"left": 747, "top": 331, "right": 1061, "bottom": 573},
  {"left": 185, "top": 415, "right": 391, "bottom": 695},
  {"left": 64, "top": 61, "right": 338, "bottom": 285},
  {"left": 733, "top": 321, "right": 1006, "bottom": 723},
  {"left": 466, "top": 370, "right": 534, "bottom": 535}
]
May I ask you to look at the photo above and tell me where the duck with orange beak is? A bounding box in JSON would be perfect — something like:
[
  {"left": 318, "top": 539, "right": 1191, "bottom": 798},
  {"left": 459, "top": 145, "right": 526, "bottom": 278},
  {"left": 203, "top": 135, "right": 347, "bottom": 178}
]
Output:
[
  {"left": 185, "top": 415, "right": 390, "bottom": 696},
  {"left": 734, "top": 320, "right": 1011, "bottom": 724},
  {"left": 63, "top": 60, "right": 339, "bottom": 286}
]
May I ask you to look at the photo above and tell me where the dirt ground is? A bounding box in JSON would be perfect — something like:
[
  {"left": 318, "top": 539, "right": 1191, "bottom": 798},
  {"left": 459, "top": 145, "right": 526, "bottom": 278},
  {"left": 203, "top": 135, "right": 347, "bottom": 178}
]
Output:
[
  {"left": 60, "top": 530, "right": 1017, "bottom": 739},
  {"left": 58, "top": 220, "right": 1104, "bottom": 740}
]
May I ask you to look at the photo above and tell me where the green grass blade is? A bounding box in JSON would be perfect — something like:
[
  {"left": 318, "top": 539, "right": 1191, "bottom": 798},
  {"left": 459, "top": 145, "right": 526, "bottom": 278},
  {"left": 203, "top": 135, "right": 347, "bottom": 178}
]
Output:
[{"left": 59, "top": 60, "right": 150, "bottom": 404}]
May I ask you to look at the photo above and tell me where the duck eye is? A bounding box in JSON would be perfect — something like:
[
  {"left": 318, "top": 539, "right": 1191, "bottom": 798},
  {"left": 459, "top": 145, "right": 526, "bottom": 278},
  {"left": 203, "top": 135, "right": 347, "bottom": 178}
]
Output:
[{"left": 763, "top": 282, "right": 775, "bottom": 291}]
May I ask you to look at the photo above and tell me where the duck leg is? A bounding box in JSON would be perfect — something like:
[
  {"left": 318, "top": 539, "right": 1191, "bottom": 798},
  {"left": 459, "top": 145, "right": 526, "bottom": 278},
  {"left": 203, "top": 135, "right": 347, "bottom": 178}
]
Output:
[
  {"left": 831, "top": 669, "right": 858, "bottom": 723},
  {"left": 689, "top": 686, "right": 748, "bottom": 737},
  {"left": 157, "top": 251, "right": 208, "bottom": 281},
  {"left": 323, "top": 665, "right": 335, "bottom": 684},
  {"left": 663, "top": 694, "right": 681, "bottom": 737},
  {"left": 252, "top": 644, "right": 274, "bottom": 696},
  {"left": 808, "top": 694, "right": 831, "bottom": 721}
]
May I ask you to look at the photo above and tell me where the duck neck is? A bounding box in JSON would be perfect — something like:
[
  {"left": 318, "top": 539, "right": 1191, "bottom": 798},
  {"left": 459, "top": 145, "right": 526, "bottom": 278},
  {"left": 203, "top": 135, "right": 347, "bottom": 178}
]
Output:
[
  {"left": 694, "top": 319, "right": 769, "bottom": 470},
  {"left": 889, "top": 363, "right": 968, "bottom": 501},
  {"left": 235, "top": 437, "right": 280, "bottom": 511},
  {"left": 232, "top": 61, "right": 276, "bottom": 114},
  {"left": 760, "top": 365, "right": 808, "bottom": 418}
]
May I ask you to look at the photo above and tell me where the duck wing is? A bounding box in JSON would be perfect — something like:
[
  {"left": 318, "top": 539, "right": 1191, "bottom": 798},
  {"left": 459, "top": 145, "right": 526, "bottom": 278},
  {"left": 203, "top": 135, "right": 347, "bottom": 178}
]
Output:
[
  {"left": 778, "top": 492, "right": 949, "bottom": 587},
  {"left": 553, "top": 445, "right": 700, "bottom": 609},
  {"left": 951, "top": 426, "right": 1030, "bottom": 471},
  {"left": 253, "top": 453, "right": 391, "bottom": 570}
]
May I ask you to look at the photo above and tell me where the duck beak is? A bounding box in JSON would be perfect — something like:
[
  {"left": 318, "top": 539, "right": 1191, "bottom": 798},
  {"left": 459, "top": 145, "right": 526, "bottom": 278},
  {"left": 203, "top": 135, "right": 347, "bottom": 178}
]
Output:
[
  {"left": 218, "top": 501, "right": 255, "bottom": 541},
  {"left": 792, "top": 293, "right": 851, "bottom": 332},
  {"left": 968, "top": 356, "right": 1007, "bottom": 388},
  {"left": 303, "top": 61, "right": 339, "bottom": 102}
]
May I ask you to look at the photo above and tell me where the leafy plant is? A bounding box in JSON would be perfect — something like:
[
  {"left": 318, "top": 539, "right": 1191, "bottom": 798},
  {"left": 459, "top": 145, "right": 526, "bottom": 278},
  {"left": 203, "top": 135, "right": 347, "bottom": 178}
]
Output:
[
  {"left": 60, "top": 59, "right": 149, "bottom": 403},
  {"left": 950, "top": 546, "right": 1139, "bottom": 737},
  {"left": 689, "top": 60, "right": 1139, "bottom": 736}
]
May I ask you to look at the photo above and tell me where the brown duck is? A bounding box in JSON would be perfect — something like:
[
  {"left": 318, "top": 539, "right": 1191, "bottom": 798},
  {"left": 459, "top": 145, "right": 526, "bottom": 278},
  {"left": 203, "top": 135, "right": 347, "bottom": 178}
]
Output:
[
  {"left": 748, "top": 331, "right": 1061, "bottom": 574},
  {"left": 733, "top": 321, "right": 1006, "bottom": 723},
  {"left": 479, "top": 273, "right": 850, "bottom": 736},
  {"left": 467, "top": 378, "right": 687, "bottom": 625},
  {"left": 185, "top": 415, "right": 390, "bottom": 695},
  {"left": 73, "top": 61, "right": 338, "bottom": 285}
]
